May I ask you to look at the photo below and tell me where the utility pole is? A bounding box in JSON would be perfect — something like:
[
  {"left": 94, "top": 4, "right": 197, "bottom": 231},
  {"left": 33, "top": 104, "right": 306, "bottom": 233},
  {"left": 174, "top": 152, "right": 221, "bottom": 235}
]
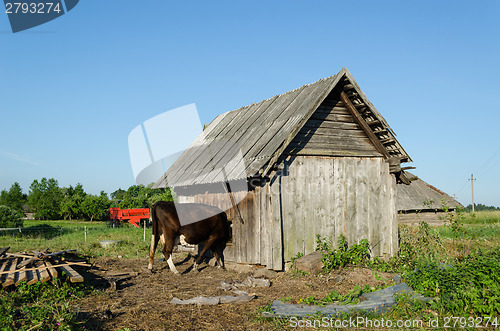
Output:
[{"left": 469, "top": 174, "right": 476, "bottom": 213}]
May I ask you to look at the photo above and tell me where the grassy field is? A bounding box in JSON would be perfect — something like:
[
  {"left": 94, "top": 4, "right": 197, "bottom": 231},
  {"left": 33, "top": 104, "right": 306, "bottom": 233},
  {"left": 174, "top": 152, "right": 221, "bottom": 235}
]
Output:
[{"left": 0, "top": 219, "right": 152, "bottom": 259}]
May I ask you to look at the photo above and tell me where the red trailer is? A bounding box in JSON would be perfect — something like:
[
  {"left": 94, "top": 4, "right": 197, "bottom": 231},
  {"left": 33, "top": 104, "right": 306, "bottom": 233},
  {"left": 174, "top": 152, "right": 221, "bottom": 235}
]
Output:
[{"left": 109, "top": 207, "right": 149, "bottom": 228}]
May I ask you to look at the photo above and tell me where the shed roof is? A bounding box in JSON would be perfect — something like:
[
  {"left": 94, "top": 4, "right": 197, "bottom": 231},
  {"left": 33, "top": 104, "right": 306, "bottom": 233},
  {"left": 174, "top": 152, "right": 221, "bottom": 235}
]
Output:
[
  {"left": 396, "top": 172, "right": 463, "bottom": 212},
  {"left": 155, "top": 68, "right": 411, "bottom": 189}
]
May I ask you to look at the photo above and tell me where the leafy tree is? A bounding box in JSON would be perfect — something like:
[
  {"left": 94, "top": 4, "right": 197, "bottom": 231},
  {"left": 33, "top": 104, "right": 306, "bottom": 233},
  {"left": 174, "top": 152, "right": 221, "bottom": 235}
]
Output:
[
  {"left": 0, "top": 182, "right": 27, "bottom": 213},
  {"left": 0, "top": 205, "right": 23, "bottom": 228},
  {"left": 117, "top": 184, "right": 174, "bottom": 208},
  {"left": 81, "top": 191, "right": 110, "bottom": 221},
  {"left": 28, "top": 178, "right": 63, "bottom": 220},
  {"left": 465, "top": 203, "right": 500, "bottom": 212},
  {"left": 110, "top": 188, "right": 126, "bottom": 200},
  {"left": 60, "top": 183, "right": 86, "bottom": 220}
]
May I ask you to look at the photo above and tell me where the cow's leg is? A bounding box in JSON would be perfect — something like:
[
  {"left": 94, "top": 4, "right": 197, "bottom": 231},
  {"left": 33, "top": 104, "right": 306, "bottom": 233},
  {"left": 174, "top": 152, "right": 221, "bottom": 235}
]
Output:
[
  {"left": 213, "top": 244, "right": 225, "bottom": 269},
  {"left": 162, "top": 234, "right": 180, "bottom": 275},
  {"left": 148, "top": 233, "right": 159, "bottom": 270},
  {"left": 192, "top": 236, "right": 219, "bottom": 272}
]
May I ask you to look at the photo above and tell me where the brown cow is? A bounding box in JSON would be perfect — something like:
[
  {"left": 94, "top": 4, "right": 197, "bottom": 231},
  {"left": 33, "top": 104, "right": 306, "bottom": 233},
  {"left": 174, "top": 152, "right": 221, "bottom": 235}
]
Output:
[{"left": 148, "top": 201, "right": 230, "bottom": 274}]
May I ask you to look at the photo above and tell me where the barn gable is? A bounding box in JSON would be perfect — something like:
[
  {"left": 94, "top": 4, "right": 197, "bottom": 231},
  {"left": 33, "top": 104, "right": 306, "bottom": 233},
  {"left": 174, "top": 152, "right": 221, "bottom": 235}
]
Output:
[
  {"left": 154, "top": 68, "right": 411, "bottom": 191},
  {"left": 285, "top": 85, "right": 383, "bottom": 158}
]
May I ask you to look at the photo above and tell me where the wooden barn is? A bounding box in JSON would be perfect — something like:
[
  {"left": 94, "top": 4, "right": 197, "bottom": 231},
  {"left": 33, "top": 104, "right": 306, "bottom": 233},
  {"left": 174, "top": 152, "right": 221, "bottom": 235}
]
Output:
[
  {"left": 397, "top": 173, "right": 463, "bottom": 226},
  {"left": 154, "top": 68, "right": 412, "bottom": 270}
]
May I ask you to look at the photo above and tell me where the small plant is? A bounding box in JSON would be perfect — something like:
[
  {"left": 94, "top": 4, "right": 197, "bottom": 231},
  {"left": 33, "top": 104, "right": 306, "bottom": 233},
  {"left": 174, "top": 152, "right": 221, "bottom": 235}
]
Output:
[
  {"left": 290, "top": 251, "right": 309, "bottom": 276},
  {"left": 315, "top": 234, "right": 370, "bottom": 272}
]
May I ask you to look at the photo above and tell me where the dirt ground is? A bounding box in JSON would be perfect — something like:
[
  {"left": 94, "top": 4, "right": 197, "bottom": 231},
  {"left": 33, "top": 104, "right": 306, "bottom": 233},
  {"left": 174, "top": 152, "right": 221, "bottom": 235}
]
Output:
[{"left": 77, "top": 253, "right": 394, "bottom": 331}]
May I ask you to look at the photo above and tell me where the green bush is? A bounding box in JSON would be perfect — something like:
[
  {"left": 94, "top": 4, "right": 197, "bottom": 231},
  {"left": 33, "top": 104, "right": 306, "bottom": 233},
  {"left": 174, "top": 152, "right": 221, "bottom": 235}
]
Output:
[{"left": 0, "top": 205, "right": 23, "bottom": 228}]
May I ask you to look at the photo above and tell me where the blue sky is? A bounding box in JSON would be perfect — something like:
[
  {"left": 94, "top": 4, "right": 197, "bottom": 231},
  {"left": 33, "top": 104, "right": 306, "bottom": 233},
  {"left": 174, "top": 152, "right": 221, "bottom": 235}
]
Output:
[{"left": 1, "top": 1, "right": 499, "bottom": 207}]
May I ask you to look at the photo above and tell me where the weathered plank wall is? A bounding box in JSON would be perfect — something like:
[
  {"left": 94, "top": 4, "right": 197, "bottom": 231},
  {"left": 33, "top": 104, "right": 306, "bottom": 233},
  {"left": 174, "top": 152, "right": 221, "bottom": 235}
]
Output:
[
  {"left": 176, "top": 156, "right": 397, "bottom": 270},
  {"left": 397, "top": 211, "right": 449, "bottom": 226},
  {"left": 279, "top": 156, "right": 397, "bottom": 261}
]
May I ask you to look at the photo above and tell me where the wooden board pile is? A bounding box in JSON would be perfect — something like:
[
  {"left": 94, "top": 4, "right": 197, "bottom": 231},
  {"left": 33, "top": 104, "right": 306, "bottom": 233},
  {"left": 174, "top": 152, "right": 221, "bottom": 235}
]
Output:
[{"left": 0, "top": 247, "right": 90, "bottom": 287}]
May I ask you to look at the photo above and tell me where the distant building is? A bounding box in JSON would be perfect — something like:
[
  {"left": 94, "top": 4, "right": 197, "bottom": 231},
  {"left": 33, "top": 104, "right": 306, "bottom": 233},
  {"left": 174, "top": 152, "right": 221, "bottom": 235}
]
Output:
[{"left": 396, "top": 173, "right": 463, "bottom": 226}]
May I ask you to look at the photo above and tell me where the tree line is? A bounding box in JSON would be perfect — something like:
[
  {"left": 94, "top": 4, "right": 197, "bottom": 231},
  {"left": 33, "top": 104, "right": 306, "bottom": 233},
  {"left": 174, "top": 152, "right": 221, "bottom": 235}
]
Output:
[
  {"left": 464, "top": 203, "right": 500, "bottom": 212},
  {"left": 0, "top": 178, "right": 173, "bottom": 223}
]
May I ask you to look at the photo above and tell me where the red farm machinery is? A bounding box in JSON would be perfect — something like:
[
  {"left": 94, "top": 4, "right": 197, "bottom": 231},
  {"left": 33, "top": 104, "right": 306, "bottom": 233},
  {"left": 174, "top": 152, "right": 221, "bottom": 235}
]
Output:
[{"left": 109, "top": 207, "right": 150, "bottom": 228}]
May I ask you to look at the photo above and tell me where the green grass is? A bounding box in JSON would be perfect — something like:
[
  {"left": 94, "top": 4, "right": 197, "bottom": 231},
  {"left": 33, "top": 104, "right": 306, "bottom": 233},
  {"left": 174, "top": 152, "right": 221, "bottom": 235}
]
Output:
[
  {"left": 0, "top": 220, "right": 151, "bottom": 259},
  {"left": 459, "top": 210, "right": 500, "bottom": 225},
  {"left": 436, "top": 223, "right": 500, "bottom": 242}
]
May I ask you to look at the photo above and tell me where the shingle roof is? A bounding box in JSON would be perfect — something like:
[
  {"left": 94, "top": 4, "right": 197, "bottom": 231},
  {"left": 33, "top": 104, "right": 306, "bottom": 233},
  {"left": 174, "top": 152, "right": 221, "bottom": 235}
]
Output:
[
  {"left": 396, "top": 172, "right": 463, "bottom": 211},
  {"left": 154, "top": 68, "right": 411, "bottom": 188}
]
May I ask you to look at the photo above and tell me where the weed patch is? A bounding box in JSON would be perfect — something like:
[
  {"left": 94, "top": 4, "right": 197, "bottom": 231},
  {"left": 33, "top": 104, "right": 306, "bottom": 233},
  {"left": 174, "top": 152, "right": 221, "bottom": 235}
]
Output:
[{"left": 0, "top": 279, "right": 92, "bottom": 330}]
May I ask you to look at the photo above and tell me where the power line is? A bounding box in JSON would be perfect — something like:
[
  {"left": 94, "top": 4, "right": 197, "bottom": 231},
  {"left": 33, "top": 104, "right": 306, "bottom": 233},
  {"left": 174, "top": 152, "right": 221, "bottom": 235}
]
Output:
[{"left": 475, "top": 147, "right": 500, "bottom": 177}]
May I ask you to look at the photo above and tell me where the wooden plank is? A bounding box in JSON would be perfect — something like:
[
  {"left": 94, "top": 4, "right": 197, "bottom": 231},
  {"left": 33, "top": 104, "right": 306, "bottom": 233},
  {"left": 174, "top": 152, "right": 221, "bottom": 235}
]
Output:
[
  {"left": 37, "top": 261, "right": 51, "bottom": 283},
  {"left": 294, "top": 158, "right": 306, "bottom": 258},
  {"left": 304, "top": 158, "right": 316, "bottom": 255},
  {"left": 315, "top": 105, "right": 349, "bottom": 113},
  {"left": 265, "top": 183, "right": 273, "bottom": 268},
  {"left": 370, "top": 159, "right": 383, "bottom": 257},
  {"left": 239, "top": 194, "right": 248, "bottom": 264},
  {"left": 310, "top": 113, "right": 355, "bottom": 123},
  {"left": 297, "top": 127, "right": 370, "bottom": 139},
  {"left": 253, "top": 189, "right": 261, "bottom": 266},
  {"left": 295, "top": 139, "right": 377, "bottom": 151},
  {"left": 3, "top": 259, "right": 16, "bottom": 287},
  {"left": 323, "top": 158, "right": 335, "bottom": 242},
  {"left": 26, "top": 268, "right": 39, "bottom": 285},
  {"left": 15, "top": 268, "right": 27, "bottom": 286},
  {"left": 356, "top": 159, "right": 369, "bottom": 247},
  {"left": 344, "top": 158, "right": 357, "bottom": 246},
  {"left": 0, "top": 259, "right": 9, "bottom": 286},
  {"left": 367, "top": 158, "right": 378, "bottom": 255},
  {"left": 290, "top": 148, "right": 382, "bottom": 157},
  {"left": 271, "top": 176, "right": 283, "bottom": 271},
  {"left": 58, "top": 264, "right": 84, "bottom": 283},
  {"left": 281, "top": 161, "right": 293, "bottom": 262},
  {"left": 335, "top": 158, "right": 347, "bottom": 245},
  {"left": 302, "top": 120, "right": 361, "bottom": 131},
  {"left": 298, "top": 133, "right": 374, "bottom": 145},
  {"left": 45, "top": 260, "right": 59, "bottom": 279},
  {"left": 340, "top": 91, "right": 389, "bottom": 158},
  {"left": 259, "top": 186, "right": 268, "bottom": 266}
]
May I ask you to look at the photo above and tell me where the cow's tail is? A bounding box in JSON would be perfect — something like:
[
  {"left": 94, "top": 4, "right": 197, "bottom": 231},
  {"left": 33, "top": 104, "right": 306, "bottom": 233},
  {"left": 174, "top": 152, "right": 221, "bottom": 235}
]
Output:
[
  {"left": 150, "top": 202, "right": 157, "bottom": 237},
  {"left": 148, "top": 202, "right": 159, "bottom": 270}
]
